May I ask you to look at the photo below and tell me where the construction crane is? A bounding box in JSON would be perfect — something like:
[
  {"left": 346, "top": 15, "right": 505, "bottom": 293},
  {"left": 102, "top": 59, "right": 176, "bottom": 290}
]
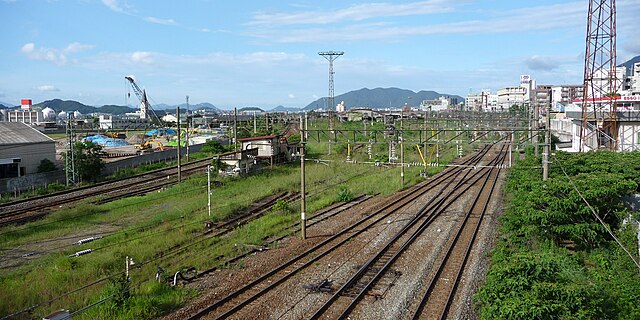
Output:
[{"left": 125, "top": 76, "right": 163, "bottom": 126}]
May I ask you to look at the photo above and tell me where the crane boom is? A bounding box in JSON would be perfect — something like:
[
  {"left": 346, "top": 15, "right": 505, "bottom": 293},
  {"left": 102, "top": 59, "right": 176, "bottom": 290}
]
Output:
[
  {"left": 124, "top": 76, "right": 163, "bottom": 126},
  {"left": 125, "top": 76, "right": 144, "bottom": 102}
]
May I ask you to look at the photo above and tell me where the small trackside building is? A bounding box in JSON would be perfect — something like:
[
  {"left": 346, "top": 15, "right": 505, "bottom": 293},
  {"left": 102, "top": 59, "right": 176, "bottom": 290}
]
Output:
[
  {"left": 0, "top": 122, "right": 56, "bottom": 178},
  {"left": 238, "top": 135, "right": 294, "bottom": 166}
]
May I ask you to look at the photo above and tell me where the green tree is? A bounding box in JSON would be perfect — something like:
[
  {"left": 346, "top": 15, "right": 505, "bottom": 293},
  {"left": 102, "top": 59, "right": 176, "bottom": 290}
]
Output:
[
  {"left": 66, "top": 141, "right": 105, "bottom": 182},
  {"left": 37, "top": 158, "right": 57, "bottom": 173},
  {"left": 201, "top": 140, "right": 226, "bottom": 154}
]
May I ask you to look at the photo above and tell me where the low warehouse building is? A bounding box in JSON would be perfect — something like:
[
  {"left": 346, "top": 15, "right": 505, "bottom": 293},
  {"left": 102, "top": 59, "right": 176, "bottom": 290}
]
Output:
[{"left": 0, "top": 122, "right": 56, "bottom": 178}]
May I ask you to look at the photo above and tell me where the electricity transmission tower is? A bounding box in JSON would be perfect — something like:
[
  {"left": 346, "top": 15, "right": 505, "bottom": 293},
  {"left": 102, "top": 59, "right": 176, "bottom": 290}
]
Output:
[
  {"left": 319, "top": 51, "right": 344, "bottom": 130},
  {"left": 65, "top": 114, "right": 78, "bottom": 186},
  {"left": 580, "top": 0, "right": 617, "bottom": 151}
]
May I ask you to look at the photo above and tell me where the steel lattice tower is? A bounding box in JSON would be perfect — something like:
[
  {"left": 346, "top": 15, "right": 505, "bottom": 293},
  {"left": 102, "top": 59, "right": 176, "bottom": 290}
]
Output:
[
  {"left": 319, "top": 51, "right": 344, "bottom": 130},
  {"left": 65, "top": 114, "right": 78, "bottom": 186},
  {"left": 580, "top": 0, "right": 617, "bottom": 151}
]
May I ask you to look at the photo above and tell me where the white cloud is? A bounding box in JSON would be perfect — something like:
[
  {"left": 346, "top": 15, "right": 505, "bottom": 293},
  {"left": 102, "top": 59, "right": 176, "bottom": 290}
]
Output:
[
  {"left": 249, "top": 1, "right": 586, "bottom": 43},
  {"left": 21, "top": 43, "right": 35, "bottom": 54},
  {"left": 524, "top": 56, "right": 559, "bottom": 71},
  {"left": 248, "top": 0, "right": 458, "bottom": 26},
  {"left": 144, "top": 16, "right": 176, "bottom": 25},
  {"left": 20, "top": 42, "right": 93, "bottom": 65},
  {"left": 288, "top": 93, "right": 295, "bottom": 99},
  {"left": 36, "top": 85, "right": 60, "bottom": 92},
  {"left": 65, "top": 42, "right": 95, "bottom": 53},
  {"left": 102, "top": 0, "right": 128, "bottom": 14},
  {"left": 131, "top": 51, "right": 154, "bottom": 64}
]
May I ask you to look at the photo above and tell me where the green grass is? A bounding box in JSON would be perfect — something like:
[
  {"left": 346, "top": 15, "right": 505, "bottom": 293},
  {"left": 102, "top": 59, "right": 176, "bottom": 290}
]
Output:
[{"left": 0, "top": 121, "right": 466, "bottom": 319}]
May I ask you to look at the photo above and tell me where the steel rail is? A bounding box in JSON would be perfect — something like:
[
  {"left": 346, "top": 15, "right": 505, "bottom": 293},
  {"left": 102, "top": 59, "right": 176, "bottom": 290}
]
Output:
[
  {"left": 308, "top": 145, "right": 504, "bottom": 319},
  {"left": 187, "top": 148, "right": 490, "bottom": 319},
  {"left": 411, "top": 146, "right": 507, "bottom": 320}
]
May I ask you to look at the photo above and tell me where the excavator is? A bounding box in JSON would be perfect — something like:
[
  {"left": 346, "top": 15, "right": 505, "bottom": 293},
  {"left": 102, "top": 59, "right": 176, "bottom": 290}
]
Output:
[
  {"left": 135, "top": 140, "right": 164, "bottom": 153},
  {"left": 105, "top": 132, "right": 126, "bottom": 139}
]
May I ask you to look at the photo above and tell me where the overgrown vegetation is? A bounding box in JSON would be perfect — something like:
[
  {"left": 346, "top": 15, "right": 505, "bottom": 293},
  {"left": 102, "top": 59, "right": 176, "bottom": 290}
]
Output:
[
  {"left": 0, "top": 117, "right": 469, "bottom": 319},
  {"left": 474, "top": 149, "right": 640, "bottom": 319}
]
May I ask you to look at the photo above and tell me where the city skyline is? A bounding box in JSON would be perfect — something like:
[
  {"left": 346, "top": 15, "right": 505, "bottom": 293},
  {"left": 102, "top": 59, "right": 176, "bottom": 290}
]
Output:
[{"left": 1, "top": 0, "right": 639, "bottom": 109}]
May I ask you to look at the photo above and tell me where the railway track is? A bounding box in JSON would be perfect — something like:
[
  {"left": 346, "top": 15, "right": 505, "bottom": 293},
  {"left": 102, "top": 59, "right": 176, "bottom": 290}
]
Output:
[
  {"left": 183, "top": 146, "right": 493, "bottom": 319},
  {"left": 314, "top": 144, "right": 508, "bottom": 320},
  {"left": 0, "top": 158, "right": 215, "bottom": 226}
]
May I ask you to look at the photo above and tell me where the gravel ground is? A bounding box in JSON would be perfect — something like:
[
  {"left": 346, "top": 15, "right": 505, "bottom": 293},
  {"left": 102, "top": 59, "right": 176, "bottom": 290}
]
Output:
[{"left": 163, "top": 157, "right": 507, "bottom": 320}]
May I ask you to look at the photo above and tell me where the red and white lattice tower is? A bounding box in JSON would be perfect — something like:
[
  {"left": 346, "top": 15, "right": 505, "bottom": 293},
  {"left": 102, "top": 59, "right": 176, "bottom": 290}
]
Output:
[{"left": 580, "top": 0, "right": 618, "bottom": 151}]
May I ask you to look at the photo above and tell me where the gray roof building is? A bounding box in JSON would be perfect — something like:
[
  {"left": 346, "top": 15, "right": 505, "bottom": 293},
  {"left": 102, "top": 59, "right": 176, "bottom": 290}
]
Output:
[{"left": 0, "top": 122, "right": 56, "bottom": 178}]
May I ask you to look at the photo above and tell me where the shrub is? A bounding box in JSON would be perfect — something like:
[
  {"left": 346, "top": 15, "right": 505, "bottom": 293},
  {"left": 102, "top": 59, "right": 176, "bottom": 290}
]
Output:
[{"left": 37, "top": 158, "right": 58, "bottom": 173}]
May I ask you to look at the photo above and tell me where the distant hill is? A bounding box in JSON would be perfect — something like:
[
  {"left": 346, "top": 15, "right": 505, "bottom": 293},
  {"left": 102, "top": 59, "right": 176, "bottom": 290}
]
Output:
[
  {"left": 99, "top": 104, "right": 139, "bottom": 115},
  {"left": 34, "top": 99, "right": 137, "bottom": 115},
  {"left": 0, "top": 102, "right": 14, "bottom": 108},
  {"left": 271, "top": 105, "right": 301, "bottom": 112},
  {"left": 619, "top": 55, "right": 640, "bottom": 75},
  {"left": 304, "top": 87, "right": 463, "bottom": 110},
  {"left": 238, "top": 106, "right": 264, "bottom": 113},
  {"left": 31, "top": 99, "right": 219, "bottom": 115},
  {"left": 155, "top": 102, "right": 220, "bottom": 113},
  {"left": 178, "top": 102, "right": 221, "bottom": 113},
  {"left": 34, "top": 99, "right": 98, "bottom": 114}
]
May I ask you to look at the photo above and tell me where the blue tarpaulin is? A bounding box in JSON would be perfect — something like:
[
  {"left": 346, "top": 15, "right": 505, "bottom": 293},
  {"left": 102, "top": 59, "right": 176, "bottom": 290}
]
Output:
[
  {"left": 145, "top": 129, "right": 177, "bottom": 137},
  {"left": 83, "top": 135, "right": 129, "bottom": 147}
]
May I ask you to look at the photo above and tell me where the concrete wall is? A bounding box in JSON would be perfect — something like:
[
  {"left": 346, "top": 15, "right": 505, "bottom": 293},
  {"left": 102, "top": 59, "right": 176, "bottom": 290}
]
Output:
[
  {"left": 0, "top": 143, "right": 204, "bottom": 194},
  {"left": 0, "top": 141, "right": 56, "bottom": 176},
  {"left": 103, "top": 143, "right": 203, "bottom": 175},
  {"left": 0, "top": 170, "right": 66, "bottom": 195}
]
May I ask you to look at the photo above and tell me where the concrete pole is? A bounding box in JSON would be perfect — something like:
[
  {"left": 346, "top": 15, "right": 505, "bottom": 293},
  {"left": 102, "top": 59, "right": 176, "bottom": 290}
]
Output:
[
  {"left": 207, "top": 165, "right": 212, "bottom": 217},
  {"left": 300, "top": 118, "right": 307, "bottom": 240},
  {"left": 534, "top": 102, "right": 539, "bottom": 157},
  {"left": 304, "top": 112, "right": 308, "bottom": 140},
  {"left": 176, "top": 106, "right": 181, "bottom": 182},
  {"left": 186, "top": 95, "right": 190, "bottom": 162},
  {"left": 253, "top": 111, "right": 257, "bottom": 134},
  {"left": 233, "top": 107, "right": 238, "bottom": 152},
  {"left": 543, "top": 103, "right": 551, "bottom": 180},
  {"left": 400, "top": 136, "right": 404, "bottom": 189}
]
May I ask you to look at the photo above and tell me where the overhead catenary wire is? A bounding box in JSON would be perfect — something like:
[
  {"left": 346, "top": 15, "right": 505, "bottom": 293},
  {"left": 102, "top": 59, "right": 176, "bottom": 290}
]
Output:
[{"left": 553, "top": 155, "right": 640, "bottom": 271}]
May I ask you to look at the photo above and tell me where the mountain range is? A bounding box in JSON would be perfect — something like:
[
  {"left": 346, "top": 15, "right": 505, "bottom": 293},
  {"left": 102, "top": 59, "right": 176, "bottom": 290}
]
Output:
[
  {"left": 22, "top": 99, "right": 220, "bottom": 116},
  {"left": 619, "top": 54, "right": 640, "bottom": 75},
  {"left": 303, "top": 87, "right": 463, "bottom": 110}
]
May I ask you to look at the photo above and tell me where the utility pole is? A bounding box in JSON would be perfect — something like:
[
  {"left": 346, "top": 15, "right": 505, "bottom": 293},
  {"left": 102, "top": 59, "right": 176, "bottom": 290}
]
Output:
[
  {"left": 543, "top": 103, "right": 551, "bottom": 180},
  {"left": 233, "top": 107, "right": 238, "bottom": 151},
  {"left": 304, "top": 112, "right": 309, "bottom": 140},
  {"left": 400, "top": 136, "right": 404, "bottom": 188},
  {"left": 534, "top": 100, "right": 539, "bottom": 157},
  {"left": 253, "top": 111, "right": 257, "bottom": 134},
  {"left": 319, "top": 51, "right": 344, "bottom": 131},
  {"left": 300, "top": 115, "right": 307, "bottom": 240},
  {"left": 185, "top": 95, "right": 190, "bottom": 162},
  {"left": 176, "top": 106, "right": 181, "bottom": 182},
  {"left": 207, "top": 165, "right": 212, "bottom": 217}
]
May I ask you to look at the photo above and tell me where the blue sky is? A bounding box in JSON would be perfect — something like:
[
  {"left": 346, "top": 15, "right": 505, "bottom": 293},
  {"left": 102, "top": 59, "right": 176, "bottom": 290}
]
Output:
[{"left": 1, "top": 0, "right": 639, "bottom": 109}]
